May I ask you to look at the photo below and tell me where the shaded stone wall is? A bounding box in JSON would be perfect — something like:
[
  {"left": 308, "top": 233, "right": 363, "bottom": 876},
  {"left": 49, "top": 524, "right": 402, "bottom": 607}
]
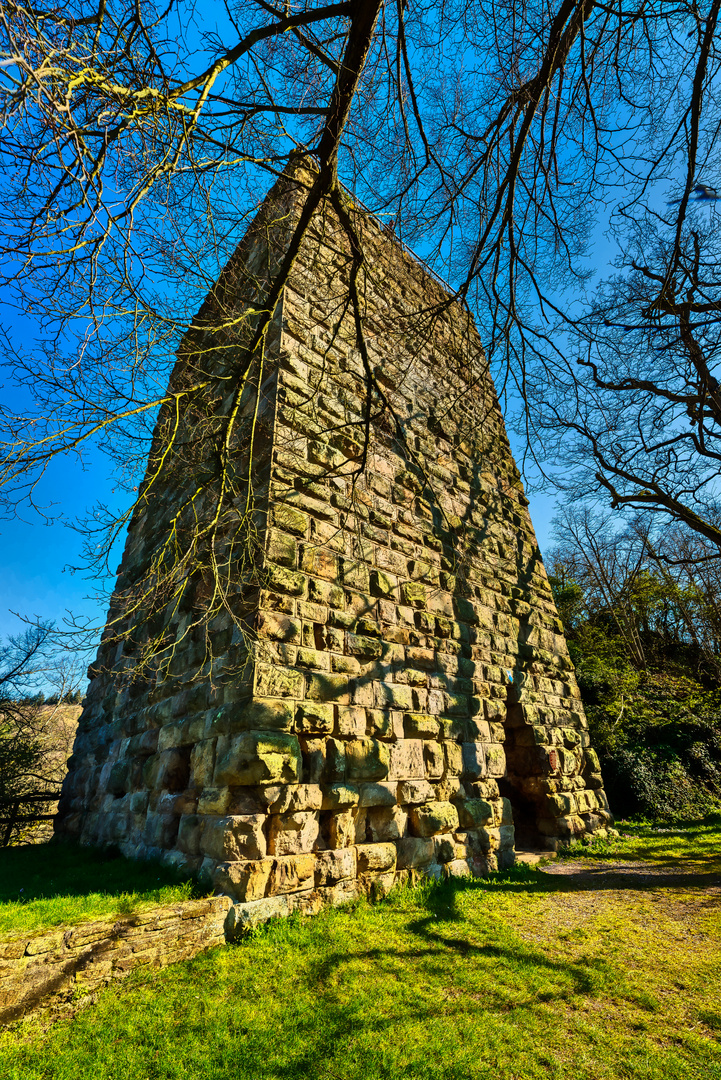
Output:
[{"left": 56, "top": 171, "right": 610, "bottom": 919}]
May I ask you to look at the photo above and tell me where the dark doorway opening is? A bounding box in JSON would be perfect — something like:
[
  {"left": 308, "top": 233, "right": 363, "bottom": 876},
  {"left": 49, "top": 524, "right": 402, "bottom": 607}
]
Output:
[{"left": 500, "top": 703, "right": 544, "bottom": 850}]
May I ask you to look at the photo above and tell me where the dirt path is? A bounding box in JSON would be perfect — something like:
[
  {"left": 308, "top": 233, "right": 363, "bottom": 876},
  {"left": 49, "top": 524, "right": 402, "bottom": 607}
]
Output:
[{"left": 542, "top": 857, "right": 721, "bottom": 894}]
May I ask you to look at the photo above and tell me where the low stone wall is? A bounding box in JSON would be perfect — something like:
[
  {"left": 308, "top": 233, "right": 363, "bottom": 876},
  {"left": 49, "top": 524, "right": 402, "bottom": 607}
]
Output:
[{"left": 0, "top": 896, "right": 231, "bottom": 1025}]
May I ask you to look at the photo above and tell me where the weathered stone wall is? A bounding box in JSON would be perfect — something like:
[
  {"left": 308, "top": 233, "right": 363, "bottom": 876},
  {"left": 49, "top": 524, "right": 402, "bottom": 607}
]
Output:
[
  {"left": 55, "top": 169, "right": 611, "bottom": 921},
  {"left": 0, "top": 897, "right": 231, "bottom": 1025}
]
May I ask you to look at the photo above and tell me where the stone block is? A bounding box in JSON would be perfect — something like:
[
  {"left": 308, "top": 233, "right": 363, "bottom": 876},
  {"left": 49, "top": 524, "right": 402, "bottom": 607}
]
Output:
[
  {"left": 477, "top": 827, "right": 501, "bottom": 852},
  {"left": 214, "top": 859, "right": 274, "bottom": 902},
  {"left": 374, "top": 683, "right": 413, "bottom": 710},
  {"left": 366, "top": 709, "right": 393, "bottom": 738},
  {"left": 256, "top": 612, "right": 302, "bottom": 645},
  {"left": 130, "top": 791, "right": 149, "bottom": 814},
  {"left": 376, "top": 548, "right": 407, "bottom": 576},
  {"left": 444, "top": 693, "right": 470, "bottom": 717},
  {"left": 254, "top": 664, "right": 304, "bottom": 699},
  {"left": 388, "top": 739, "right": 424, "bottom": 780},
  {"left": 268, "top": 811, "right": 320, "bottom": 855},
  {"left": 342, "top": 561, "right": 369, "bottom": 590},
  {"left": 398, "top": 779, "right": 436, "bottom": 805},
  {"left": 202, "top": 815, "right": 267, "bottom": 861},
  {"left": 396, "top": 837, "right": 435, "bottom": 869},
  {"left": 177, "top": 813, "right": 204, "bottom": 856},
  {"left": 261, "top": 784, "right": 323, "bottom": 813},
  {"left": 332, "top": 655, "right": 361, "bottom": 675},
  {"left": 444, "top": 859, "right": 473, "bottom": 879},
  {"left": 142, "top": 749, "right": 189, "bottom": 792},
  {"left": 367, "top": 805, "right": 407, "bottom": 842},
  {"left": 158, "top": 717, "right": 205, "bottom": 751},
  {"left": 350, "top": 678, "right": 375, "bottom": 707},
  {"left": 409, "top": 801, "right": 459, "bottom": 837},
  {"left": 127, "top": 730, "right": 159, "bottom": 757},
  {"left": 499, "top": 824, "right": 515, "bottom": 849},
  {"left": 268, "top": 854, "right": 315, "bottom": 895},
  {"left": 345, "top": 737, "right": 390, "bottom": 781},
  {"left": 403, "top": 713, "right": 440, "bottom": 739},
  {"left": 321, "top": 783, "right": 360, "bottom": 809},
  {"left": 327, "top": 809, "right": 356, "bottom": 848},
  {"left": 485, "top": 744, "right": 507, "bottom": 777},
  {"left": 336, "top": 705, "right": 366, "bottom": 737},
  {"left": 107, "top": 761, "right": 129, "bottom": 796},
  {"left": 466, "top": 717, "right": 492, "bottom": 742},
  {"left": 457, "top": 799, "right": 494, "bottom": 828},
  {"left": 308, "top": 440, "right": 347, "bottom": 470},
  {"left": 443, "top": 741, "right": 463, "bottom": 775},
  {"left": 370, "top": 570, "right": 397, "bottom": 598},
  {"left": 346, "top": 634, "right": 383, "bottom": 658},
  {"left": 266, "top": 565, "right": 307, "bottom": 597},
  {"left": 315, "top": 848, "right": 356, "bottom": 886},
  {"left": 259, "top": 590, "right": 294, "bottom": 615},
  {"left": 400, "top": 581, "right": 426, "bottom": 608},
  {"left": 301, "top": 736, "right": 346, "bottom": 784},
  {"left": 242, "top": 698, "right": 295, "bottom": 731},
  {"left": 296, "top": 701, "right": 334, "bottom": 735},
  {"left": 584, "top": 748, "right": 601, "bottom": 772},
  {"left": 306, "top": 673, "right": 350, "bottom": 703},
  {"left": 190, "top": 739, "right": 216, "bottom": 788},
  {"left": 423, "top": 741, "right": 444, "bottom": 779},
  {"left": 546, "top": 792, "right": 576, "bottom": 816},
  {"left": 358, "top": 782, "right": 397, "bottom": 807},
  {"left": 309, "top": 579, "right": 345, "bottom": 607},
  {"left": 266, "top": 529, "right": 297, "bottom": 568},
  {"left": 317, "top": 877, "right": 364, "bottom": 907},
  {"left": 271, "top": 503, "right": 309, "bottom": 536},
  {"left": 575, "top": 789, "right": 598, "bottom": 813},
  {"left": 197, "top": 787, "right": 231, "bottom": 815},
  {"left": 143, "top": 812, "right": 179, "bottom": 848},
  {"left": 214, "top": 731, "right": 301, "bottom": 786},
  {"left": 300, "top": 546, "right": 339, "bottom": 581},
  {"left": 461, "top": 742, "right": 487, "bottom": 779},
  {"left": 356, "top": 842, "right": 397, "bottom": 872}
]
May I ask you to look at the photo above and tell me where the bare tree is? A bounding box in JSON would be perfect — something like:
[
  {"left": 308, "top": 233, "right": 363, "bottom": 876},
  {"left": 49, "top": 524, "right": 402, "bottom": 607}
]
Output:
[
  {"left": 549, "top": 506, "right": 650, "bottom": 669},
  {"left": 0, "top": 625, "right": 82, "bottom": 844},
  {"left": 533, "top": 216, "right": 721, "bottom": 549},
  {"left": 550, "top": 506, "right": 721, "bottom": 679}
]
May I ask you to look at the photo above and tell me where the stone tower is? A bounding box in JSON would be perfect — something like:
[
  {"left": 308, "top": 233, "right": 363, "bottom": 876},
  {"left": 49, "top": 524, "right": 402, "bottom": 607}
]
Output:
[{"left": 56, "top": 168, "right": 611, "bottom": 924}]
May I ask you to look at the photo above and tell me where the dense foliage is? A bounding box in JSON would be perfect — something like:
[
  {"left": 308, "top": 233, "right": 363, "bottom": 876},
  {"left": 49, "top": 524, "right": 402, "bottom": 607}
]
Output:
[{"left": 549, "top": 513, "right": 721, "bottom": 821}]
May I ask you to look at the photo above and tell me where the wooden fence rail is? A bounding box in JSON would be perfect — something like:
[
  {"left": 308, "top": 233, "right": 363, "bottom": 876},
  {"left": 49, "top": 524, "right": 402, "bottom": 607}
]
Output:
[{"left": 0, "top": 792, "right": 62, "bottom": 847}]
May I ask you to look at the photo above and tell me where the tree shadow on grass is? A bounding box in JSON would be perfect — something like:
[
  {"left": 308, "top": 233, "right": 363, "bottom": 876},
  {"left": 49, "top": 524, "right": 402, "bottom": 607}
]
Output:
[
  {"left": 398, "top": 859, "right": 721, "bottom": 926},
  {"left": 0, "top": 842, "right": 197, "bottom": 906}
]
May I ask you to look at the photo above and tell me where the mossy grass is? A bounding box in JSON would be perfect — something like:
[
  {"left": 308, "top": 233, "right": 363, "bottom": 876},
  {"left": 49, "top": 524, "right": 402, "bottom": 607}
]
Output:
[
  {"left": 2, "top": 825, "right": 721, "bottom": 1079},
  {"left": 558, "top": 814, "right": 721, "bottom": 870},
  {"left": 0, "top": 843, "right": 202, "bottom": 936}
]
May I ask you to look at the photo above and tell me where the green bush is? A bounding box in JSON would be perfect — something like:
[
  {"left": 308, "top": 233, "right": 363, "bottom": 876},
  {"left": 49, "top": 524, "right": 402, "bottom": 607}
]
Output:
[{"left": 572, "top": 634, "right": 721, "bottom": 821}]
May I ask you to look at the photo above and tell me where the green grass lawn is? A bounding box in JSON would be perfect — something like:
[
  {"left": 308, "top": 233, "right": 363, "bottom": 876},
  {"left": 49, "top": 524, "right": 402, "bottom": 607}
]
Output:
[
  {"left": 561, "top": 815, "right": 721, "bottom": 870},
  {"left": 1, "top": 823, "right": 721, "bottom": 1079},
  {"left": 0, "top": 844, "right": 199, "bottom": 936}
]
